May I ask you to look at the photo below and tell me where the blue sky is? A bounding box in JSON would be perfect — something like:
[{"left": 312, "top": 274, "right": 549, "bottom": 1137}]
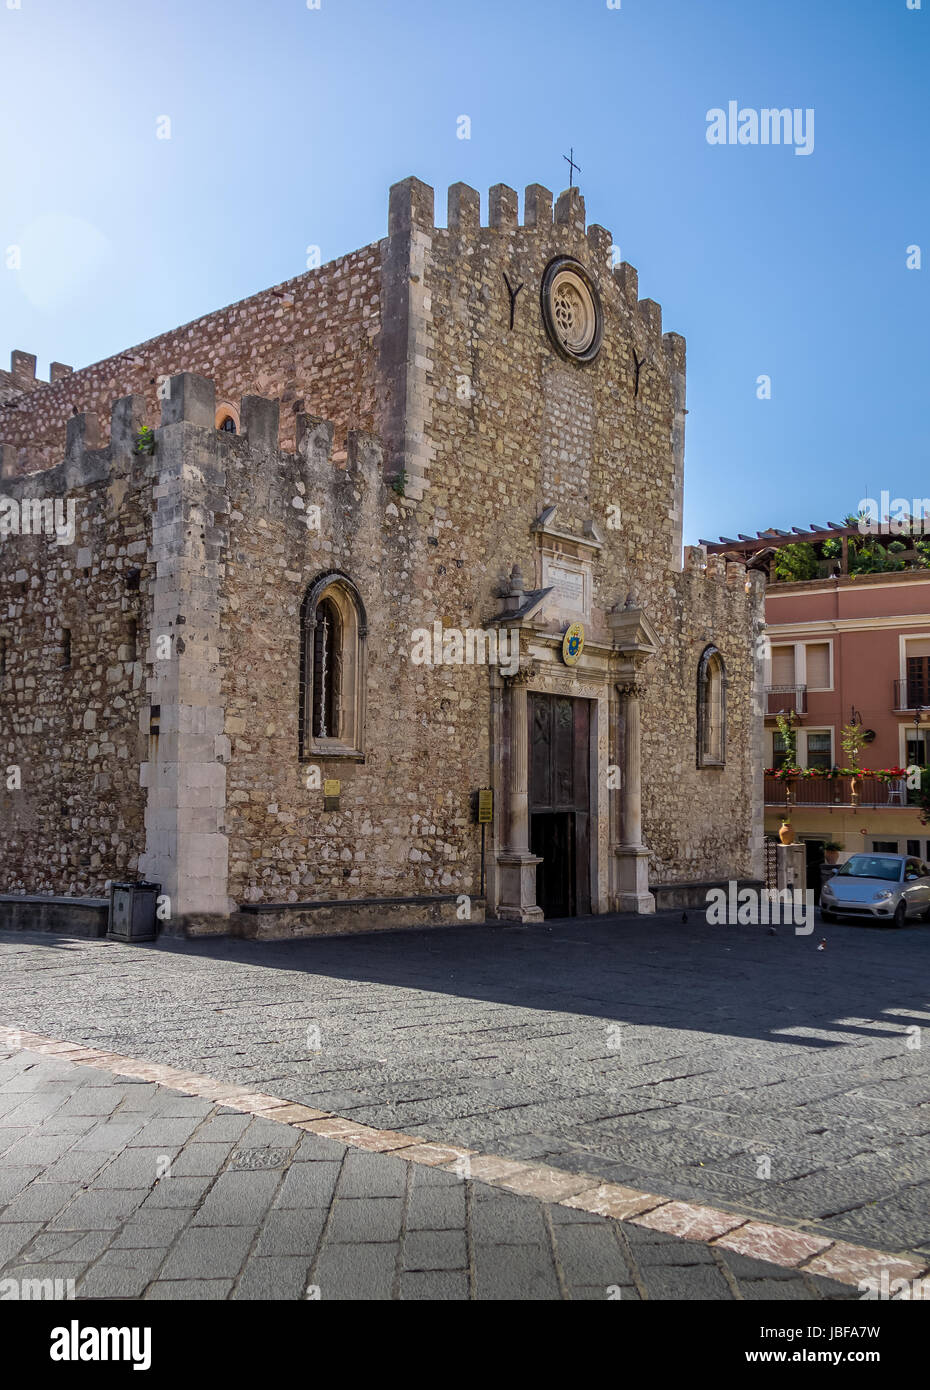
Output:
[{"left": 1, "top": 0, "right": 927, "bottom": 545}]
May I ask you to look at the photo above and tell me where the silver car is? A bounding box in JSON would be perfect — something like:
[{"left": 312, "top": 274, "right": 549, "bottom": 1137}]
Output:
[{"left": 820, "top": 853, "right": 930, "bottom": 927}]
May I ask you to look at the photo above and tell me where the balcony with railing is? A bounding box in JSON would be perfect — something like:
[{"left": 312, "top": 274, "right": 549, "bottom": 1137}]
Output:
[
  {"left": 764, "top": 773, "right": 912, "bottom": 808},
  {"left": 764, "top": 684, "right": 807, "bottom": 718},
  {"left": 893, "top": 677, "right": 930, "bottom": 712}
]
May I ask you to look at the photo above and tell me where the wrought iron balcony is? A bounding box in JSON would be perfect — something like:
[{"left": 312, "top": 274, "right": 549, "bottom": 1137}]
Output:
[
  {"left": 764, "top": 684, "right": 807, "bottom": 717},
  {"left": 764, "top": 774, "right": 911, "bottom": 808},
  {"left": 893, "top": 678, "right": 930, "bottom": 712}
]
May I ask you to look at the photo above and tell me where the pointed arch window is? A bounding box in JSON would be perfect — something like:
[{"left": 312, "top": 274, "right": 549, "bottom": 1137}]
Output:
[
  {"left": 300, "top": 573, "right": 367, "bottom": 759},
  {"left": 697, "top": 644, "right": 726, "bottom": 768}
]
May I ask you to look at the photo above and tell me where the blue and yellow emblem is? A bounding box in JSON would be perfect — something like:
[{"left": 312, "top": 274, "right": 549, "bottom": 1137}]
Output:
[{"left": 562, "top": 622, "right": 585, "bottom": 666}]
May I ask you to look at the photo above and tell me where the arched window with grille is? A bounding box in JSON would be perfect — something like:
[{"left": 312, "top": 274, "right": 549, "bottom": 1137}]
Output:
[
  {"left": 299, "top": 573, "right": 366, "bottom": 759},
  {"left": 697, "top": 644, "right": 726, "bottom": 768},
  {"left": 215, "top": 402, "right": 240, "bottom": 434}
]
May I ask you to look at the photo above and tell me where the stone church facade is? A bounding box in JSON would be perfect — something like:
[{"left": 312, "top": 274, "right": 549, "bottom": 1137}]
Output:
[{"left": 0, "top": 177, "right": 764, "bottom": 937}]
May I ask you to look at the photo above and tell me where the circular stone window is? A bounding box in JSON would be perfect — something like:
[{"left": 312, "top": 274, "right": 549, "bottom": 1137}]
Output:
[{"left": 541, "top": 257, "right": 603, "bottom": 362}]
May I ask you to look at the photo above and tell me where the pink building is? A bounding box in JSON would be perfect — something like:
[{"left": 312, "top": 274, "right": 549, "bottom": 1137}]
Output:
[{"left": 704, "top": 526, "right": 930, "bottom": 884}]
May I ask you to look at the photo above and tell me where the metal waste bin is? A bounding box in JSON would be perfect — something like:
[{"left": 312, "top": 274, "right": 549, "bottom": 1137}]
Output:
[{"left": 108, "top": 881, "right": 161, "bottom": 942}]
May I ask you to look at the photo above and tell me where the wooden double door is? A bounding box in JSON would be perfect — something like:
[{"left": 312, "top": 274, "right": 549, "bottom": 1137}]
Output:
[{"left": 528, "top": 693, "right": 591, "bottom": 918}]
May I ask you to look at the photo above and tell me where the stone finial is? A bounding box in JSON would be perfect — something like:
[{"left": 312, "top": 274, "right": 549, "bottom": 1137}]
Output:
[
  {"left": 663, "top": 332, "right": 686, "bottom": 371},
  {"left": 624, "top": 591, "right": 636, "bottom": 609},
  {"left": 524, "top": 185, "right": 553, "bottom": 228},
  {"left": 638, "top": 299, "right": 662, "bottom": 338},
  {"left": 613, "top": 262, "right": 638, "bottom": 308},
  {"left": 10, "top": 350, "right": 37, "bottom": 385},
  {"left": 66, "top": 412, "right": 101, "bottom": 457},
  {"left": 49, "top": 362, "right": 73, "bottom": 383},
  {"left": 241, "top": 395, "right": 280, "bottom": 452},
  {"left": 388, "top": 176, "right": 435, "bottom": 238},
  {"left": 110, "top": 394, "right": 146, "bottom": 456},
  {"left": 489, "top": 184, "right": 518, "bottom": 230},
  {"left": 554, "top": 187, "right": 585, "bottom": 232},
  {"left": 296, "top": 413, "right": 335, "bottom": 468},
  {"left": 160, "top": 373, "right": 216, "bottom": 429},
  {"left": 510, "top": 563, "right": 525, "bottom": 594},
  {"left": 448, "top": 183, "right": 480, "bottom": 234},
  {"left": 347, "top": 429, "right": 382, "bottom": 476},
  {"left": 586, "top": 224, "right": 613, "bottom": 267}
]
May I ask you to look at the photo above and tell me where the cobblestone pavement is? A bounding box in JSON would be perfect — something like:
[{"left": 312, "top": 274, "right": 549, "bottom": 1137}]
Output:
[
  {"left": 0, "top": 910, "right": 928, "bottom": 1259},
  {"left": 0, "top": 1046, "right": 862, "bottom": 1300}
]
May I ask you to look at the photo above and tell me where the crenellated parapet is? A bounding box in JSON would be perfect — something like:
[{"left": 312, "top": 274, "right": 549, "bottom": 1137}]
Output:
[
  {"left": 679, "top": 543, "right": 764, "bottom": 623},
  {"left": 379, "top": 176, "right": 687, "bottom": 523}
]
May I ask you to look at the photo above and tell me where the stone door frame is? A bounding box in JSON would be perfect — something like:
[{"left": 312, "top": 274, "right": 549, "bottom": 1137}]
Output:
[{"left": 489, "top": 632, "right": 612, "bottom": 920}]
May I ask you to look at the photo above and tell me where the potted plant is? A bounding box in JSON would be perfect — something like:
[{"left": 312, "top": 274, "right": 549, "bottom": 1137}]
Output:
[
  {"left": 840, "top": 720, "right": 867, "bottom": 805},
  {"left": 824, "top": 840, "right": 843, "bottom": 864}
]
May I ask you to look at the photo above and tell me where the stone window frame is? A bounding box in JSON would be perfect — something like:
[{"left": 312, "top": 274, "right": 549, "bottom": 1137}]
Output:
[
  {"left": 540, "top": 256, "right": 604, "bottom": 364},
  {"left": 299, "top": 571, "right": 367, "bottom": 762},
  {"left": 215, "top": 401, "right": 240, "bottom": 434},
  {"left": 696, "top": 644, "right": 726, "bottom": 768}
]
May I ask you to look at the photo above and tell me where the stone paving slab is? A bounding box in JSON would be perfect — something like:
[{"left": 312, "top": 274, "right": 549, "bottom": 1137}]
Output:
[
  {"left": 0, "top": 913, "right": 928, "bottom": 1258},
  {"left": 0, "top": 911, "right": 928, "bottom": 1264},
  {"left": 0, "top": 1044, "right": 900, "bottom": 1301}
]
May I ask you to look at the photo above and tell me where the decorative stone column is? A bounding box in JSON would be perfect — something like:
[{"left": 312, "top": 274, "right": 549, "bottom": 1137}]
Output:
[
  {"left": 497, "top": 666, "right": 543, "bottom": 922},
  {"left": 614, "top": 679, "right": 655, "bottom": 914}
]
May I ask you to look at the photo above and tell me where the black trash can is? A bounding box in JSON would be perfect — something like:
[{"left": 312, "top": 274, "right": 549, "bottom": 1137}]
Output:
[{"left": 108, "top": 881, "right": 161, "bottom": 942}]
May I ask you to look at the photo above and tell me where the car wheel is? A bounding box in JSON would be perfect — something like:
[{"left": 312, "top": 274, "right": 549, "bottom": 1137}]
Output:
[{"left": 892, "top": 900, "right": 907, "bottom": 929}]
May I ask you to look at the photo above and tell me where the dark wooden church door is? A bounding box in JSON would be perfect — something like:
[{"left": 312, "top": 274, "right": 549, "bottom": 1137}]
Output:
[{"left": 528, "top": 694, "right": 591, "bottom": 917}]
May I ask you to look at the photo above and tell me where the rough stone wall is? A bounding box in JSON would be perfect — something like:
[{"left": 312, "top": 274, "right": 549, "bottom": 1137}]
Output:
[
  {"left": 0, "top": 176, "right": 762, "bottom": 918},
  {"left": 0, "top": 399, "right": 152, "bottom": 894},
  {"left": 0, "top": 245, "right": 382, "bottom": 474},
  {"left": 391, "top": 179, "right": 758, "bottom": 885},
  {"left": 219, "top": 413, "right": 487, "bottom": 906},
  {"left": 646, "top": 558, "right": 764, "bottom": 883}
]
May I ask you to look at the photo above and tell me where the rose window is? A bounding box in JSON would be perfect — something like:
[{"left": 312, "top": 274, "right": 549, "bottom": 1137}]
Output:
[{"left": 541, "top": 259, "right": 602, "bottom": 362}]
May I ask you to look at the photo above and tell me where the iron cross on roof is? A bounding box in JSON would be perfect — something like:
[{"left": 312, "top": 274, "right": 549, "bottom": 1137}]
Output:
[{"left": 563, "top": 147, "right": 581, "bottom": 186}]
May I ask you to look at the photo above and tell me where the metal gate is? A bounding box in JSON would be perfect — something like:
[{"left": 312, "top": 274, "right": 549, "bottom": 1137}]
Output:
[{"left": 763, "top": 838, "right": 778, "bottom": 891}]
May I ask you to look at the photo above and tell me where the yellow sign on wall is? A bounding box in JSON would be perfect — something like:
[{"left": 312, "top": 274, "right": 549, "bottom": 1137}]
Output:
[
  {"left": 477, "top": 789, "right": 493, "bottom": 824},
  {"left": 323, "top": 780, "right": 341, "bottom": 798},
  {"left": 562, "top": 622, "right": 585, "bottom": 666}
]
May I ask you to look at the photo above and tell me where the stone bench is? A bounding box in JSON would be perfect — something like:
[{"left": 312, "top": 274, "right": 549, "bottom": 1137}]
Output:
[
  {"left": 0, "top": 894, "right": 110, "bottom": 938},
  {"left": 230, "top": 893, "right": 486, "bottom": 941},
  {"left": 652, "top": 879, "right": 765, "bottom": 913}
]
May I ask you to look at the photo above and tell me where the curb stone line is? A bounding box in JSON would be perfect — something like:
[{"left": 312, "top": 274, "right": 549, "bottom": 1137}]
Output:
[{"left": 2, "top": 1024, "right": 926, "bottom": 1291}]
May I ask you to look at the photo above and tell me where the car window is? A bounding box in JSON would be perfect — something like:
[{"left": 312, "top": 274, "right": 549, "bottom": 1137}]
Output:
[
  {"left": 905, "top": 859, "right": 922, "bottom": 878},
  {"left": 837, "top": 855, "right": 903, "bottom": 881}
]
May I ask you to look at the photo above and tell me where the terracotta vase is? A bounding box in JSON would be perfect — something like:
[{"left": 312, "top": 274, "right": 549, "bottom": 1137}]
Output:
[
  {"left": 779, "top": 821, "right": 795, "bottom": 845},
  {"left": 825, "top": 850, "right": 839, "bottom": 864}
]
